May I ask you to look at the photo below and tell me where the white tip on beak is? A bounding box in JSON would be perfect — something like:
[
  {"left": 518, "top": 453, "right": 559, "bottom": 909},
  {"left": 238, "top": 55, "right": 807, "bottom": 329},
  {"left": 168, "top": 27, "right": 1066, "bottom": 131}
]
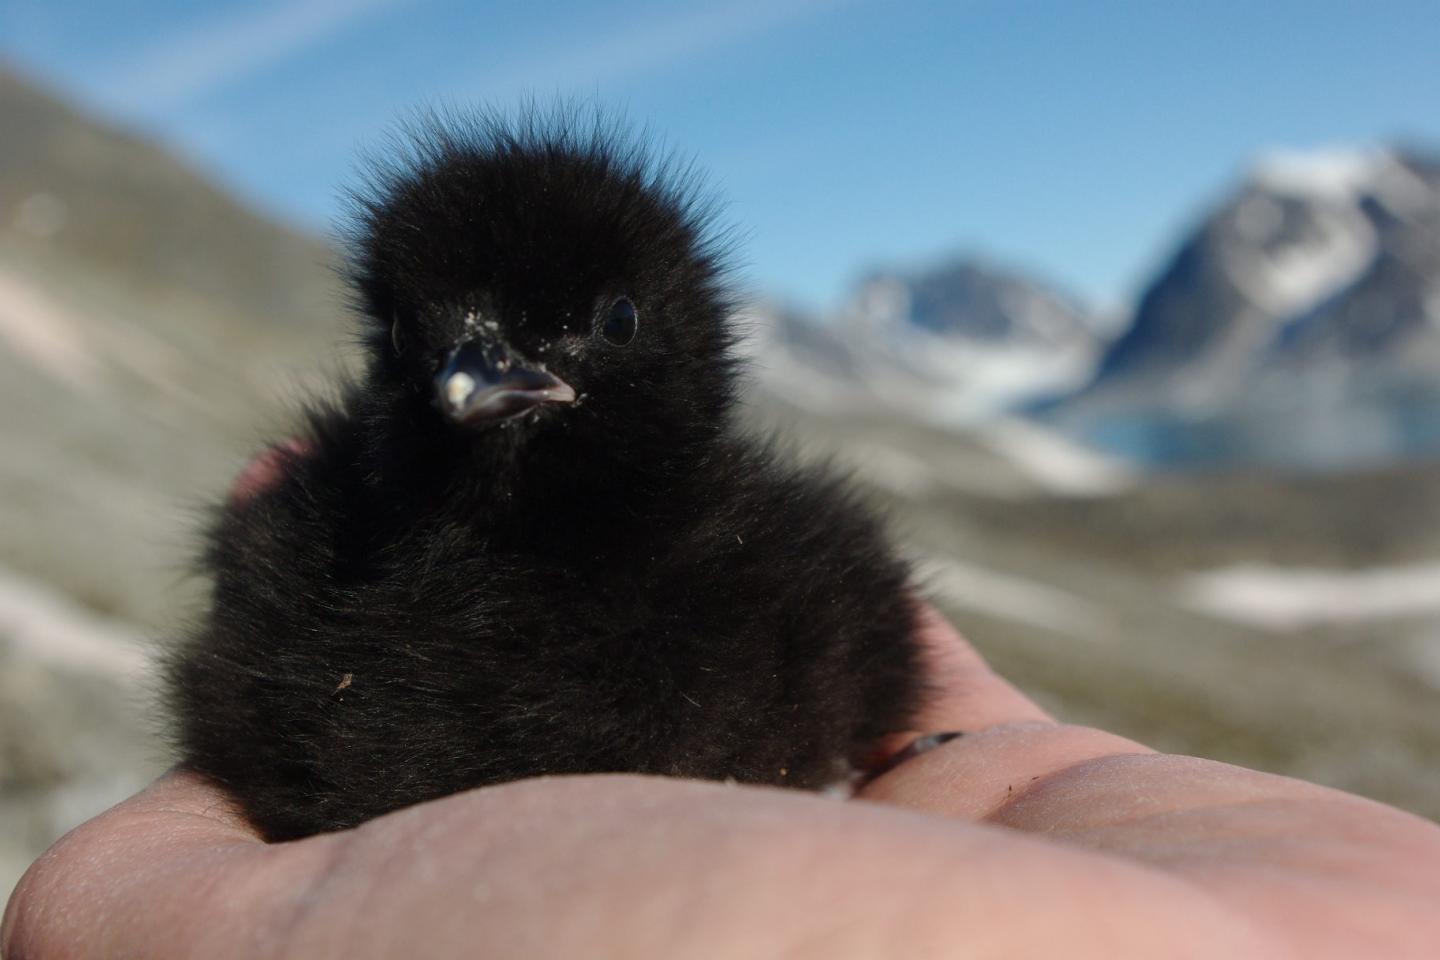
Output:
[{"left": 444, "top": 371, "right": 477, "bottom": 410}]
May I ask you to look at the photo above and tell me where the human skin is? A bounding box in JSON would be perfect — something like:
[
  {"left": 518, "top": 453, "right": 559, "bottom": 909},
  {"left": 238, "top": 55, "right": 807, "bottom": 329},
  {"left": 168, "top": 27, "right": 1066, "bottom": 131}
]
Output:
[{"left": 5, "top": 601, "right": 1439, "bottom": 959}]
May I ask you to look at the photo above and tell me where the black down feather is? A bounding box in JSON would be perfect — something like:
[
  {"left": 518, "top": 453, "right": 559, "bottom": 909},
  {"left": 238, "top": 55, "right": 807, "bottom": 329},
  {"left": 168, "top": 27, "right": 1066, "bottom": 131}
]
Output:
[{"left": 166, "top": 107, "right": 926, "bottom": 841}]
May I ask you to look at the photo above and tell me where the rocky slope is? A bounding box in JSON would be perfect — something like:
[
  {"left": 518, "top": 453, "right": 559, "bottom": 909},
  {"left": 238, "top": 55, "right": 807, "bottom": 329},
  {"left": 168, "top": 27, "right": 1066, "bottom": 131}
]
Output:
[
  {"left": 1045, "top": 147, "right": 1440, "bottom": 469},
  {"left": 0, "top": 64, "right": 351, "bottom": 629}
]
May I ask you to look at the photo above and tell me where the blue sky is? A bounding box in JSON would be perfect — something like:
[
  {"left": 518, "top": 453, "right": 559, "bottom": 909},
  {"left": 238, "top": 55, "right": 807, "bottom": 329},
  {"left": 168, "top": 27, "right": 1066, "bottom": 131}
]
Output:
[{"left": 3, "top": 0, "right": 1437, "bottom": 312}]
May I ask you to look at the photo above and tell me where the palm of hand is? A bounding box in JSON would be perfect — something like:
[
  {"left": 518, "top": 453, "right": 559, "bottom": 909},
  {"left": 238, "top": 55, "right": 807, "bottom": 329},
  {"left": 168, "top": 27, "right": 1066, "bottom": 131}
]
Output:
[{"left": 6, "top": 605, "right": 1440, "bottom": 959}]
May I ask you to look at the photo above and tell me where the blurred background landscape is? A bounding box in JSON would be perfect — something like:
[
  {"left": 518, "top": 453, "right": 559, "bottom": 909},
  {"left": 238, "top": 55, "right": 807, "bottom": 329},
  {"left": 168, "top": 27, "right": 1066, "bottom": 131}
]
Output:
[{"left": 3, "top": 0, "right": 1439, "bottom": 902}]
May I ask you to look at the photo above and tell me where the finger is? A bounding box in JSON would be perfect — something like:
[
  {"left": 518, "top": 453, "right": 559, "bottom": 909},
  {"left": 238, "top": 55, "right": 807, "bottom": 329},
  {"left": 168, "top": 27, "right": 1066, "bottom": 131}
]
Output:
[
  {"left": 228, "top": 437, "right": 312, "bottom": 505},
  {"left": 906, "top": 602, "right": 1054, "bottom": 732},
  {"left": 863, "top": 603, "right": 1054, "bottom": 776},
  {"left": 859, "top": 619, "right": 1151, "bottom": 815},
  {"left": 1, "top": 769, "right": 316, "bottom": 959},
  {"left": 858, "top": 722, "right": 1153, "bottom": 819},
  {"left": 121, "top": 766, "right": 264, "bottom": 833}
]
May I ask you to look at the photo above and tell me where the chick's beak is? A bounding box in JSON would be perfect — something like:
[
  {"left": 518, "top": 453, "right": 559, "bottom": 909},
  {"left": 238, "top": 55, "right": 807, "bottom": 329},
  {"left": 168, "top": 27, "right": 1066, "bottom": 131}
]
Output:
[{"left": 436, "top": 340, "right": 575, "bottom": 425}]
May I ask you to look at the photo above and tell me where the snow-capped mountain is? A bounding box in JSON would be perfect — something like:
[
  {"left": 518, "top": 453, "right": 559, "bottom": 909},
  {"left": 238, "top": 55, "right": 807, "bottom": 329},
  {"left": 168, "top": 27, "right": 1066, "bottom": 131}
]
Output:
[
  {"left": 1270, "top": 151, "right": 1440, "bottom": 372},
  {"left": 1046, "top": 146, "right": 1440, "bottom": 469},
  {"left": 744, "top": 258, "right": 1104, "bottom": 426}
]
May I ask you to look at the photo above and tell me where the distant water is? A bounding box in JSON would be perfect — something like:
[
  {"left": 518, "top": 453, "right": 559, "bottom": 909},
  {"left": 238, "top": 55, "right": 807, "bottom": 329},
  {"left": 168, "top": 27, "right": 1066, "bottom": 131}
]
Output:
[{"left": 1068, "top": 394, "right": 1440, "bottom": 472}]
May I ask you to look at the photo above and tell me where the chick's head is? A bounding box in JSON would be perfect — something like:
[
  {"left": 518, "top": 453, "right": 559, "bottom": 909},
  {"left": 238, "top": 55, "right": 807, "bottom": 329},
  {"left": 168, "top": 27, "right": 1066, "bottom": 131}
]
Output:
[{"left": 347, "top": 109, "right": 739, "bottom": 437}]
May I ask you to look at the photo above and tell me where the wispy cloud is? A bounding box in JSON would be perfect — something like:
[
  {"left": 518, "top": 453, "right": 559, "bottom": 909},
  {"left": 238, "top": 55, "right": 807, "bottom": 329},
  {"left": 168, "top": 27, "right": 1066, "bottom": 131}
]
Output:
[
  {"left": 101, "top": 0, "right": 408, "bottom": 116},
  {"left": 467, "top": 0, "right": 854, "bottom": 95}
]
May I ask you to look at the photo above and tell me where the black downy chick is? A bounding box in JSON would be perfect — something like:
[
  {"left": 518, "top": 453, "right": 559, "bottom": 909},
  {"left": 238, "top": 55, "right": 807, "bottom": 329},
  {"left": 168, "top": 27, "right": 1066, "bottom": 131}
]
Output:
[{"left": 166, "top": 109, "right": 926, "bottom": 841}]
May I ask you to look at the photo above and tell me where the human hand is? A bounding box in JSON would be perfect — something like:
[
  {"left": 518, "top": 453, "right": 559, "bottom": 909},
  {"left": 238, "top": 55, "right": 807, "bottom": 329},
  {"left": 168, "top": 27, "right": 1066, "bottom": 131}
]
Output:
[{"left": 6, "top": 604, "right": 1438, "bottom": 959}]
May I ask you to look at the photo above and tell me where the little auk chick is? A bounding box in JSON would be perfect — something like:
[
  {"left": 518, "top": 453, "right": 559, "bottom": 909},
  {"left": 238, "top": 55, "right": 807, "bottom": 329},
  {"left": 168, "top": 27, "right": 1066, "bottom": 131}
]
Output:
[{"left": 166, "top": 109, "right": 928, "bottom": 841}]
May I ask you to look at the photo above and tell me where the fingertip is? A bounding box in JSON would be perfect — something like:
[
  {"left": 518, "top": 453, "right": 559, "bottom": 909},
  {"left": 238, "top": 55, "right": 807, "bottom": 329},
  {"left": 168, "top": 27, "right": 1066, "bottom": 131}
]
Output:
[
  {"left": 137, "top": 767, "right": 264, "bottom": 837},
  {"left": 228, "top": 437, "right": 312, "bottom": 505},
  {"left": 907, "top": 601, "right": 1053, "bottom": 734},
  {"left": 857, "top": 723, "right": 1152, "bottom": 819}
]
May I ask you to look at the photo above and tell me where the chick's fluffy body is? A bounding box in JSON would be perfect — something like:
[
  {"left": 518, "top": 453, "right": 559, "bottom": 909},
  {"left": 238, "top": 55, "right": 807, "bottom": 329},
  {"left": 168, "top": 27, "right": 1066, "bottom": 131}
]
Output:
[{"left": 167, "top": 112, "right": 925, "bottom": 841}]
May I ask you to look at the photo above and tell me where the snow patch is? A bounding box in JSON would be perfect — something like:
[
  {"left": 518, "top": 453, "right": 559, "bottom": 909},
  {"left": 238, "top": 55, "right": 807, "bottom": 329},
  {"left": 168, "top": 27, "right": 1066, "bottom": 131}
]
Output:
[
  {"left": 1220, "top": 194, "right": 1376, "bottom": 319},
  {"left": 0, "top": 267, "right": 104, "bottom": 392},
  {"left": 0, "top": 568, "right": 148, "bottom": 680},
  {"left": 1220, "top": 145, "right": 1440, "bottom": 319},
  {"left": 976, "top": 416, "right": 1137, "bottom": 496},
  {"left": 1178, "top": 561, "right": 1440, "bottom": 632},
  {"left": 889, "top": 337, "right": 1098, "bottom": 426},
  {"left": 746, "top": 314, "right": 1099, "bottom": 427},
  {"left": 1252, "top": 147, "right": 1434, "bottom": 219},
  {"left": 1251, "top": 146, "right": 1390, "bottom": 201}
]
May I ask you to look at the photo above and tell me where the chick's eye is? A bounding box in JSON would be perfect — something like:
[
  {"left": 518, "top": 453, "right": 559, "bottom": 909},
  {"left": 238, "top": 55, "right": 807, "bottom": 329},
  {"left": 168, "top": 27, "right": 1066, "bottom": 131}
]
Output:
[
  {"left": 391, "top": 318, "right": 406, "bottom": 356},
  {"left": 601, "top": 297, "right": 638, "bottom": 346}
]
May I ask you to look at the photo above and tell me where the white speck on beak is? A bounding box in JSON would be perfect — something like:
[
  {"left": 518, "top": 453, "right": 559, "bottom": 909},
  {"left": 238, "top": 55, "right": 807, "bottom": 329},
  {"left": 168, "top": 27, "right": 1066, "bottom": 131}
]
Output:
[{"left": 445, "top": 371, "right": 476, "bottom": 409}]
